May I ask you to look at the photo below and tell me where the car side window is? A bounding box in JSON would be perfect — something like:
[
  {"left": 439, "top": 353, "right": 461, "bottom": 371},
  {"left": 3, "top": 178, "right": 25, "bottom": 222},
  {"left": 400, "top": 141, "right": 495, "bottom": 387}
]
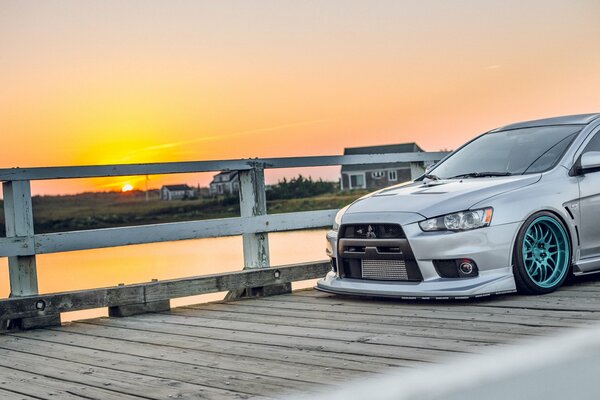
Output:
[{"left": 583, "top": 131, "right": 600, "bottom": 153}]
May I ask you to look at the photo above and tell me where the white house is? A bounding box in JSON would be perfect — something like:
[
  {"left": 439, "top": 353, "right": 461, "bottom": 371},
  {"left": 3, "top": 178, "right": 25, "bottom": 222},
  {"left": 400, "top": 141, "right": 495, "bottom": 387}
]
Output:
[
  {"left": 341, "top": 143, "right": 426, "bottom": 190},
  {"left": 209, "top": 171, "right": 240, "bottom": 196},
  {"left": 160, "top": 184, "right": 196, "bottom": 200}
]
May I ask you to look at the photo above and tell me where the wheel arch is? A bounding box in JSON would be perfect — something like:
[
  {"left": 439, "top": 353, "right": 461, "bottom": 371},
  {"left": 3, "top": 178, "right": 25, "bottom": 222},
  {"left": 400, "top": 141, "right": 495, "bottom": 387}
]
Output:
[{"left": 508, "top": 207, "right": 576, "bottom": 270}]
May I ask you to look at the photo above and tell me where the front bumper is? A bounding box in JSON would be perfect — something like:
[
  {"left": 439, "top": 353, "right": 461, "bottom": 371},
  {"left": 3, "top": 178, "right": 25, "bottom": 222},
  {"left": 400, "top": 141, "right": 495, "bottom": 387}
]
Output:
[{"left": 318, "top": 219, "right": 520, "bottom": 298}]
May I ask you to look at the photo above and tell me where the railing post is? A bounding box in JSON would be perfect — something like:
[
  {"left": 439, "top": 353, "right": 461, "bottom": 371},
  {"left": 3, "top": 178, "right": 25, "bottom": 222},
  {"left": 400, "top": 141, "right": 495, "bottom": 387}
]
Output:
[
  {"left": 226, "top": 165, "right": 290, "bottom": 299},
  {"left": 239, "top": 165, "right": 270, "bottom": 270},
  {"left": 3, "top": 180, "right": 38, "bottom": 296},
  {"left": 2, "top": 180, "right": 60, "bottom": 329}
]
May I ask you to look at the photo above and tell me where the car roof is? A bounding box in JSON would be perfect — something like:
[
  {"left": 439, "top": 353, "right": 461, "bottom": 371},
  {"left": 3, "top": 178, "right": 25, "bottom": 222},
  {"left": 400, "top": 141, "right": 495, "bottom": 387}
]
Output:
[{"left": 492, "top": 113, "right": 600, "bottom": 132}]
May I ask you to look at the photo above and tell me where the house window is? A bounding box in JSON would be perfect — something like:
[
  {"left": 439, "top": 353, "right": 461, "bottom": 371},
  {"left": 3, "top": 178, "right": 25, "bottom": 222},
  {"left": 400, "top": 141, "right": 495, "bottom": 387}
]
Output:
[
  {"left": 371, "top": 171, "right": 385, "bottom": 179},
  {"left": 388, "top": 170, "right": 397, "bottom": 181},
  {"left": 350, "top": 174, "right": 365, "bottom": 189}
]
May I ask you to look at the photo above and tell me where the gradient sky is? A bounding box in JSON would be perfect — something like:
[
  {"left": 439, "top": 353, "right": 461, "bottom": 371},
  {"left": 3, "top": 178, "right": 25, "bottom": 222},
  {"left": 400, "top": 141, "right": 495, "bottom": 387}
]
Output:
[{"left": 1, "top": 0, "right": 600, "bottom": 194}]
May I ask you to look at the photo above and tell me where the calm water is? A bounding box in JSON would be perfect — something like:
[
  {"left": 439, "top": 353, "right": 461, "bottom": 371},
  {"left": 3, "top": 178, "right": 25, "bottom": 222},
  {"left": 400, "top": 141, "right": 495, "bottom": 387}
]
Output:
[{"left": 0, "top": 229, "right": 328, "bottom": 321}]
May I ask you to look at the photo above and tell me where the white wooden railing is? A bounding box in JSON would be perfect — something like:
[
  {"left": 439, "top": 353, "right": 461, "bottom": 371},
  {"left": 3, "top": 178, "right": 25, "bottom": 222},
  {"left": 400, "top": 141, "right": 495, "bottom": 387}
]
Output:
[{"left": 0, "top": 151, "right": 447, "bottom": 328}]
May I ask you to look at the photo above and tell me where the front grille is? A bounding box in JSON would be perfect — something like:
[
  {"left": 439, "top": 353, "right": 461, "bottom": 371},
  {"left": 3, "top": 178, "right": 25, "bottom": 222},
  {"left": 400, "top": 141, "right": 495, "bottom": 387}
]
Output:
[
  {"left": 361, "top": 259, "right": 408, "bottom": 280},
  {"left": 338, "top": 223, "right": 423, "bottom": 282},
  {"left": 341, "top": 224, "right": 405, "bottom": 239}
]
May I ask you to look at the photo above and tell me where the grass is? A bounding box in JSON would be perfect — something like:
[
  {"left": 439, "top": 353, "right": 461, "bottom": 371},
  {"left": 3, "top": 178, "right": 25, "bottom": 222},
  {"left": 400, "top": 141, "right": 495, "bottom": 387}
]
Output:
[{"left": 0, "top": 189, "right": 368, "bottom": 234}]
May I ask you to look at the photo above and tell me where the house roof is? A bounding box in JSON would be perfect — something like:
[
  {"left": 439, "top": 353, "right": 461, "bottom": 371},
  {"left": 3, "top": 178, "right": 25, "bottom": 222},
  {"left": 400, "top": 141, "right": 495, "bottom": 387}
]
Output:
[
  {"left": 162, "top": 184, "right": 192, "bottom": 191},
  {"left": 341, "top": 142, "right": 423, "bottom": 172}
]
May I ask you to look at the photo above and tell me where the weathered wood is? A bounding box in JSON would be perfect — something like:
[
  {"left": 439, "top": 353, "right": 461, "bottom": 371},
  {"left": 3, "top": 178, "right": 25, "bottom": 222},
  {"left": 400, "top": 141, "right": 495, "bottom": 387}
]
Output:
[
  {"left": 0, "top": 387, "right": 39, "bottom": 400},
  {"left": 183, "top": 303, "right": 560, "bottom": 337},
  {"left": 84, "top": 317, "right": 470, "bottom": 362},
  {"left": 173, "top": 305, "right": 538, "bottom": 343},
  {"left": 0, "top": 335, "right": 318, "bottom": 396},
  {"left": 227, "top": 166, "right": 290, "bottom": 300},
  {"left": 16, "top": 314, "right": 61, "bottom": 330},
  {"left": 0, "top": 364, "right": 142, "bottom": 400},
  {"left": 0, "top": 236, "right": 34, "bottom": 257},
  {"left": 0, "top": 209, "right": 336, "bottom": 257},
  {"left": 239, "top": 166, "right": 270, "bottom": 270},
  {"left": 9, "top": 329, "right": 365, "bottom": 383},
  {"left": 0, "top": 261, "right": 330, "bottom": 322},
  {"left": 280, "top": 289, "right": 600, "bottom": 319},
  {"left": 109, "top": 299, "right": 170, "bottom": 318},
  {"left": 130, "top": 312, "right": 499, "bottom": 352},
  {"left": 238, "top": 297, "right": 598, "bottom": 327},
  {"left": 0, "top": 347, "right": 253, "bottom": 400},
  {"left": 53, "top": 322, "right": 407, "bottom": 372},
  {"left": 0, "top": 152, "right": 448, "bottom": 181},
  {"left": 3, "top": 287, "right": 600, "bottom": 398},
  {"left": 2, "top": 181, "right": 38, "bottom": 296}
]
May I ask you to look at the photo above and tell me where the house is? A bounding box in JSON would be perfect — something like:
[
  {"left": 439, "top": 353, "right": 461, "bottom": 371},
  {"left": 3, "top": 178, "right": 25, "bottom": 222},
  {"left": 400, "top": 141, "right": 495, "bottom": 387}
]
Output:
[
  {"left": 209, "top": 171, "right": 240, "bottom": 196},
  {"left": 341, "top": 143, "right": 427, "bottom": 190},
  {"left": 160, "top": 184, "right": 196, "bottom": 200}
]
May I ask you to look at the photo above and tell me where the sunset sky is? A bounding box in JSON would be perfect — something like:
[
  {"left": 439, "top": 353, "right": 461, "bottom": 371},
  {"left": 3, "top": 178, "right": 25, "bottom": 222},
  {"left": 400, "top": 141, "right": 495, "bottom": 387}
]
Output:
[{"left": 1, "top": 0, "right": 600, "bottom": 195}]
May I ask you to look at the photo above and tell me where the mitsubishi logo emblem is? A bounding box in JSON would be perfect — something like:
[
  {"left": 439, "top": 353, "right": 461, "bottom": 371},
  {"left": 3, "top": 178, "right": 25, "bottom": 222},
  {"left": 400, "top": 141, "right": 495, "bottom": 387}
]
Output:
[{"left": 366, "top": 225, "right": 377, "bottom": 239}]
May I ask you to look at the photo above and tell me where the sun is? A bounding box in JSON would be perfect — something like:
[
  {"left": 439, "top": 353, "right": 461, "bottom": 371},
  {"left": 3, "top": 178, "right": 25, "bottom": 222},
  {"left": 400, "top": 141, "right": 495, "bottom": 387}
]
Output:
[{"left": 121, "top": 183, "right": 134, "bottom": 192}]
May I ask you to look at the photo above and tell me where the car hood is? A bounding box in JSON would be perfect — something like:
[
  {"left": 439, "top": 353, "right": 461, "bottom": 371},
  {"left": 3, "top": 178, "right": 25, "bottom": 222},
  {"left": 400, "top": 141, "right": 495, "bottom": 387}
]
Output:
[{"left": 346, "top": 174, "right": 541, "bottom": 219}]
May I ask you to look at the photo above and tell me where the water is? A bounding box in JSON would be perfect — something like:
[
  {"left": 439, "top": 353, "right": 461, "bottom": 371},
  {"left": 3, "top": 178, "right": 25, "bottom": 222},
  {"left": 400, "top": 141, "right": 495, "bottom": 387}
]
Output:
[{"left": 0, "top": 229, "right": 328, "bottom": 321}]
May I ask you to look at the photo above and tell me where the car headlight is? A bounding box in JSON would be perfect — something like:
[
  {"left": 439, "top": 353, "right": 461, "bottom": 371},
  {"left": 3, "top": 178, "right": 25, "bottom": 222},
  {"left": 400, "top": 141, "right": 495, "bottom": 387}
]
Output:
[
  {"left": 419, "top": 208, "right": 493, "bottom": 232},
  {"left": 333, "top": 205, "right": 350, "bottom": 231}
]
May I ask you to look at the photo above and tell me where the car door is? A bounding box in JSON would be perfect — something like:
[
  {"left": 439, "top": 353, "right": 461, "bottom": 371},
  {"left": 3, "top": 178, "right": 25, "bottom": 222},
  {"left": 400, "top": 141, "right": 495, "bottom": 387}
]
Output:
[{"left": 577, "top": 130, "right": 600, "bottom": 260}]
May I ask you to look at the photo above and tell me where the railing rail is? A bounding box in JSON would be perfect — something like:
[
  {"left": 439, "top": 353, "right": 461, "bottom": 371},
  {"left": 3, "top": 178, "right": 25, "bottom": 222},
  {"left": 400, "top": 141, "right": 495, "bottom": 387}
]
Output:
[
  {"left": 0, "top": 151, "right": 448, "bottom": 329},
  {"left": 0, "top": 152, "right": 447, "bottom": 181}
]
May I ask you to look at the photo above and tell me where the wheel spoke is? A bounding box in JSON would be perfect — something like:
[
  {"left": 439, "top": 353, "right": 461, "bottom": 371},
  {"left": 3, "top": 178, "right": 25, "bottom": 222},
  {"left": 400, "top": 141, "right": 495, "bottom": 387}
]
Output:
[{"left": 541, "top": 228, "right": 550, "bottom": 243}]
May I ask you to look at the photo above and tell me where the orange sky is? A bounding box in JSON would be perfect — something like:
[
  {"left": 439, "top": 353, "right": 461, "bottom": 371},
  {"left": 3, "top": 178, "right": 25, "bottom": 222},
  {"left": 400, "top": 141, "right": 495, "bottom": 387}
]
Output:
[{"left": 1, "top": 1, "right": 600, "bottom": 195}]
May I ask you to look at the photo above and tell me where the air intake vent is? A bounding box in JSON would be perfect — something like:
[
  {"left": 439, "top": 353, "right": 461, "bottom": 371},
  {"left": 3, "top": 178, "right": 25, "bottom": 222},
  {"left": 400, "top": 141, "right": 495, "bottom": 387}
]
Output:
[{"left": 361, "top": 259, "right": 409, "bottom": 280}]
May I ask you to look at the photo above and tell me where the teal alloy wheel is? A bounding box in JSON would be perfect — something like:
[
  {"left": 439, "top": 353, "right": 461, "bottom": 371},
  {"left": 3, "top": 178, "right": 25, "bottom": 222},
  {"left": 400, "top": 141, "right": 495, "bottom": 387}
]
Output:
[{"left": 514, "top": 212, "right": 571, "bottom": 294}]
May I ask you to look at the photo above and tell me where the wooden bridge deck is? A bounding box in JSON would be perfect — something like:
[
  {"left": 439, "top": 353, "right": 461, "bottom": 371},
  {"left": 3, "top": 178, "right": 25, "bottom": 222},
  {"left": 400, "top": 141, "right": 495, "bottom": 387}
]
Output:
[{"left": 2, "top": 282, "right": 600, "bottom": 400}]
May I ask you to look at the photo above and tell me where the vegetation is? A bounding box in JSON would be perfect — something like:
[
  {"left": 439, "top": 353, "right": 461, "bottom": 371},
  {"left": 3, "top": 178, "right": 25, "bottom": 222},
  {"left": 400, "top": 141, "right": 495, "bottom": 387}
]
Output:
[
  {"left": 0, "top": 178, "right": 367, "bottom": 234},
  {"left": 267, "top": 175, "right": 337, "bottom": 200}
]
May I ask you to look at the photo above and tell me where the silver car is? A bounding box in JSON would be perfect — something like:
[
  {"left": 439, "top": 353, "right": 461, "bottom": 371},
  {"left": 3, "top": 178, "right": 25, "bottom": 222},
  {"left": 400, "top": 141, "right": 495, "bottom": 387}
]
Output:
[{"left": 318, "top": 113, "right": 600, "bottom": 298}]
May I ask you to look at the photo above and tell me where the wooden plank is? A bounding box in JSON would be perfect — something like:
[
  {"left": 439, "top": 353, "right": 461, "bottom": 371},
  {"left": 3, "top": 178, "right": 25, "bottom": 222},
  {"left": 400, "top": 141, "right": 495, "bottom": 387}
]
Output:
[
  {"left": 0, "top": 364, "right": 142, "bottom": 400},
  {"left": 0, "top": 386, "right": 39, "bottom": 400},
  {"left": 81, "top": 317, "right": 478, "bottom": 362},
  {"left": 0, "top": 159, "right": 253, "bottom": 181},
  {"left": 126, "top": 312, "right": 501, "bottom": 352},
  {"left": 7, "top": 330, "right": 360, "bottom": 385},
  {"left": 0, "top": 347, "right": 259, "bottom": 400},
  {"left": 50, "top": 322, "right": 410, "bottom": 372},
  {"left": 235, "top": 297, "right": 597, "bottom": 327},
  {"left": 2, "top": 181, "right": 38, "bottom": 296},
  {"left": 0, "top": 262, "right": 330, "bottom": 321},
  {"left": 305, "top": 321, "right": 600, "bottom": 400},
  {"left": 185, "top": 302, "right": 561, "bottom": 336},
  {"left": 0, "top": 152, "right": 448, "bottom": 181},
  {"left": 15, "top": 210, "right": 335, "bottom": 256},
  {"left": 175, "top": 304, "right": 552, "bottom": 342},
  {"left": 281, "top": 290, "right": 600, "bottom": 319},
  {"left": 0, "top": 334, "right": 319, "bottom": 396},
  {"left": 0, "top": 237, "right": 35, "bottom": 258}
]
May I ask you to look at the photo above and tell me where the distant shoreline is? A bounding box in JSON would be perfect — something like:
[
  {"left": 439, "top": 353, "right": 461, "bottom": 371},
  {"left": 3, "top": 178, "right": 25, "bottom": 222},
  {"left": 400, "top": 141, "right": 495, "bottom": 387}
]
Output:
[{"left": 0, "top": 189, "right": 366, "bottom": 235}]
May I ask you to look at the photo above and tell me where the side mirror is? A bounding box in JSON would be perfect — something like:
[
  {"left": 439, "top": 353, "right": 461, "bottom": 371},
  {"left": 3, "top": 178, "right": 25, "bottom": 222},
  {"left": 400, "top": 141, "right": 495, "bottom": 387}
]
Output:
[{"left": 579, "top": 151, "right": 600, "bottom": 174}]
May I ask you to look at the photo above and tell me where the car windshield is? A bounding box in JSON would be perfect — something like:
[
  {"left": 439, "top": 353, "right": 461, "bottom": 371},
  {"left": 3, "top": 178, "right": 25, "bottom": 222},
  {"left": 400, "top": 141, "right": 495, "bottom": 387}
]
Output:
[{"left": 429, "top": 125, "right": 582, "bottom": 179}]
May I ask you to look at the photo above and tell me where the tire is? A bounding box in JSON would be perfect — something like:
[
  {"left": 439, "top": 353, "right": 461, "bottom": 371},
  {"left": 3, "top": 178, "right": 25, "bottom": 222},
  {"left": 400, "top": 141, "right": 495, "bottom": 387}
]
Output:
[{"left": 513, "top": 211, "right": 571, "bottom": 295}]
